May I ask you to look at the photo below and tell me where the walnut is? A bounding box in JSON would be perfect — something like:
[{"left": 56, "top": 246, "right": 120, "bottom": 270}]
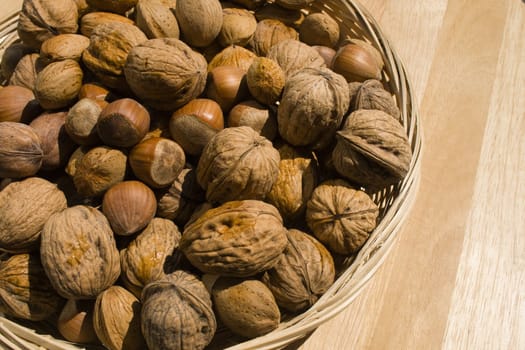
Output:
[
  {"left": 29, "top": 111, "right": 76, "bottom": 171},
  {"left": 156, "top": 168, "right": 205, "bottom": 226},
  {"left": 299, "top": 12, "right": 340, "bottom": 48},
  {"left": 120, "top": 218, "right": 182, "bottom": 298},
  {"left": 262, "top": 229, "right": 335, "bottom": 312},
  {"left": 79, "top": 11, "right": 135, "bottom": 37},
  {"left": 82, "top": 22, "right": 148, "bottom": 90},
  {"left": 40, "top": 205, "right": 121, "bottom": 299},
  {"left": 135, "top": 0, "right": 180, "bottom": 39},
  {"left": 246, "top": 57, "right": 285, "bottom": 105},
  {"left": 175, "top": 0, "right": 223, "bottom": 47},
  {"left": 208, "top": 45, "right": 257, "bottom": 72},
  {"left": 212, "top": 277, "right": 280, "bottom": 338},
  {"left": 349, "top": 79, "right": 401, "bottom": 119},
  {"left": 277, "top": 67, "right": 350, "bottom": 149},
  {"left": 0, "top": 122, "right": 43, "bottom": 179},
  {"left": 332, "top": 109, "right": 412, "bottom": 187},
  {"left": 9, "top": 53, "right": 45, "bottom": 91},
  {"left": 266, "top": 144, "right": 318, "bottom": 223},
  {"left": 39, "top": 34, "right": 90, "bottom": 65},
  {"left": 34, "top": 59, "right": 84, "bottom": 110},
  {"left": 306, "top": 179, "right": 379, "bottom": 255},
  {"left": 250, "top": 19, "right": 298, "bottom": 56},
  {"left": 17, "top": 0, "right": 79, "bottom": 49},
  {"left": 267, "top": 39, "right": 326, "bottom": 78},
  {"left": 141, "top": 270, "right": 216, "bottom": 350},
  {"left": 124, "top": 38, "right": 208, "bottom": 111},
  {"left": 93, "top": 286, "right": 146, "bottom": 350},
  {"left": 72, "top": 146, "right": 128, "bottom": 198},
  {"left": 196, "top": 126, "right": 280, "bottom": 203},
  {"left": 0, "top": 177, "right": 67, "bottom": 253},
  {"left": 180, "top": 200, "right": 288, "bottom": 277},
  {"left": 218, "top": 8, "right": 257, "bottom": 47},
  {"left": 0, "top": 253, "right": 63, "bottom": 321}
]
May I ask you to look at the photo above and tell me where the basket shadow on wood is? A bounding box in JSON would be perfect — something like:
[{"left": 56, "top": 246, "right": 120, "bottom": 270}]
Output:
[{"left": 0, "top": 0, "right": 422, "bottom": 349}]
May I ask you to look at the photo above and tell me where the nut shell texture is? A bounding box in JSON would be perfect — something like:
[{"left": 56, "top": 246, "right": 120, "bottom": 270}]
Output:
[
  {"left": 306, "top": 180, "right": 379, "bottom": 255},
  {"left": 40, "top": 205, "right": 121, "bottom": 299},
  {"left": 124, "top": 38, "right": 208, "bottom": 111},
  {"left": 196, "top": 126, "right": 280, "bottom": 203},
  {"left": 333, "top": 109, "right": 412, "bottom": 187},
  {"left": 0, "top": 253, "right": 62, "bottom": 321},
  {"left": 0, "top": 177, "right": 67, "bottom": 253},
  {"left": 262, "top": 229, "right": 335, "bottom": 312},
  {"left": 175, "top": 0, "right": 223, "bottom": 47},
  {"left": 0, "top": 122, "right": 43, "bottom": 179},
  {"left": 277, "top": 67, "right": 350, "bottom": 149},
  {"left": 267, "top": 39, "right": 326, "bottom": 78},
  {"left": 141, "top": 270, "right": 216, "bottom": 350},
  {"left": 180, "top": 200, "right": 288, "bottom": 277}
]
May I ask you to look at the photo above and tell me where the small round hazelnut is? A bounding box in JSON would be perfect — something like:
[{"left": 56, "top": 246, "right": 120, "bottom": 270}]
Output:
[
  {"left": 97, "top": 98, "right": 151, "bottom": 148},
  {"left": 78, "top": 83, "right": 113, "bottom": 109},
  {"left": 169, "top": 98, "right": 224, "bottom": 156},
  {"left": 65, "top": 98, "right": 103, "bottom": 145},
  {"left": 0, "top": 85, "right": 40, "bottom": 123},
  {"left": 102, "top": 180, "right": 157, "bottom": 236},
  {"left": 0, "top": 122, "right": 43, "bottom": 178},
  {"left": 206, "top": 65, "right": 249, "bottom": 112},
  {"left": 57, "top": 299, "right": 98, "bottom": 344},
  {"left": 129, "top": 137, "right": 186, "bottom": 188},
  {"left": 246, "top": 57, "right": 285, "bottom": 106},
  {"left": 312, "top": 45, "right": 337, "bottom": 68},
  {"left": 29, "top": 111, "right": 76, "bottom": 171},
  {"left": 228, "top": 100, "right": 277, "bottom": 140},
  {"left": 332, "top": 43, "right": 383, "bottom": 82}
]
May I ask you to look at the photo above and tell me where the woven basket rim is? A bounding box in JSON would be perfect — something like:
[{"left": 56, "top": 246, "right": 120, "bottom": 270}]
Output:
[{"left": 0, "top": 0, "right": 423, "bottom": 349}]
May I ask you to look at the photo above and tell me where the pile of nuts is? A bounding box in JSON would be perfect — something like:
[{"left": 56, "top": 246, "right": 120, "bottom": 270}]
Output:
[{"left": 0, "top": 0, "right": 412, "bottom": 349}]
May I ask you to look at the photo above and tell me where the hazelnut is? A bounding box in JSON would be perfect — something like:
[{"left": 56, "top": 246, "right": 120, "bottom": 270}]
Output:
[
  {"left": 102, "top": 180, "right": 157, "bottom": 235},
  {"left": 97, "top": 98, "right": 151, "bottom": 148},
  {"left": 206, "top": 65, "right": 249, "bottom": 112},
  {"left": 29, "top": 111, "right": 76, "bottom": 171},
  {"left": 78, "top": 83, "right": 113, "bottom": 109},
  {"left": 169, "top": 98, "right": 224, "bottom": 156},
  {"left": 0, "top": 85, "right": 40, "bottom": 123},
  {"left": 332, "top": 43, "right": 383, "bottom": 82},
  {"left": 57, "top": 299, "right": 98, "bottom": 344},
  {"left": 228, "top": 100, "right": 277, "bottom": 140},
  {"left": 65, "top": 98, "right": 103, "bottom": 145},
  {"left": 312, "top": 45, "right": 337, "bottom": 68},
  {"left": 129, "top": 137, "right": 186, "bottom": 188},
  {"left": 0, "top": 122, "right": 43, "bottom": 178}
]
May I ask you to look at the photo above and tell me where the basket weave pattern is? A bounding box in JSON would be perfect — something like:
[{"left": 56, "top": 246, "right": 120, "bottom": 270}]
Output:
[{"left": 0, "top": 1, "right": 422, "bottom": 349}]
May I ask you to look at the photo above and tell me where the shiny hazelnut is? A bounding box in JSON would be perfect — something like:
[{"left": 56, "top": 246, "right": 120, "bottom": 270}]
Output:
[
  {"left": 97, "top": 98, "right": 151, "bottom": 148},
  {"left": 313, "top": 45, "right": 337, "bottom": 68},
  {"left": 78, "top": 83, "right": 113, "bottom": 109},
  {"left": 206, "top": 65, "right": 249, "bottom": 112},
  {"left": 65, "top": 98, "right": 103, "bottom": 145},
  {"left": 332, "top": 43, "right": 383, "bottom": 82},
  {"left": 169, "top": 98, "right": 224, "bottom": 156},
  {"left": 228, "top": 100, "right": 277, "bottom": 140},
  {"left": 129, "top": 137, "right": 186, "bottom": 188},
  {"left": 57, "top": 299, "right": 99, "bottom": 344},
  {"left": 0, "top": 85, "right": 40, "bottom": 123},
  {"left": 102, "top": 180, "right": 157, "bottom": 236}
]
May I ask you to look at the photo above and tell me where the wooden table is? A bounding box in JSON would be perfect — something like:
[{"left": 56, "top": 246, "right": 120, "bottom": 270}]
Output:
[
  {"left": 297, "top": 0, "right": 525, "bottom": 349},
  {"left": 1, "top": 0, "right": 523, "bottom": 349}
]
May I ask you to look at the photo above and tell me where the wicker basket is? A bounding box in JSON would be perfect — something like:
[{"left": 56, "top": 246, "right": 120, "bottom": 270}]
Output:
[{"left": 0, "top": 0, "right": 422, "bottom": 349}]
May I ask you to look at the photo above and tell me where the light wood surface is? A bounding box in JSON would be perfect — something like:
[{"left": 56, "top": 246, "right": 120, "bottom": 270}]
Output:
[{"left": 1, "top": 0, "right": 524, "bottom": 349}]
